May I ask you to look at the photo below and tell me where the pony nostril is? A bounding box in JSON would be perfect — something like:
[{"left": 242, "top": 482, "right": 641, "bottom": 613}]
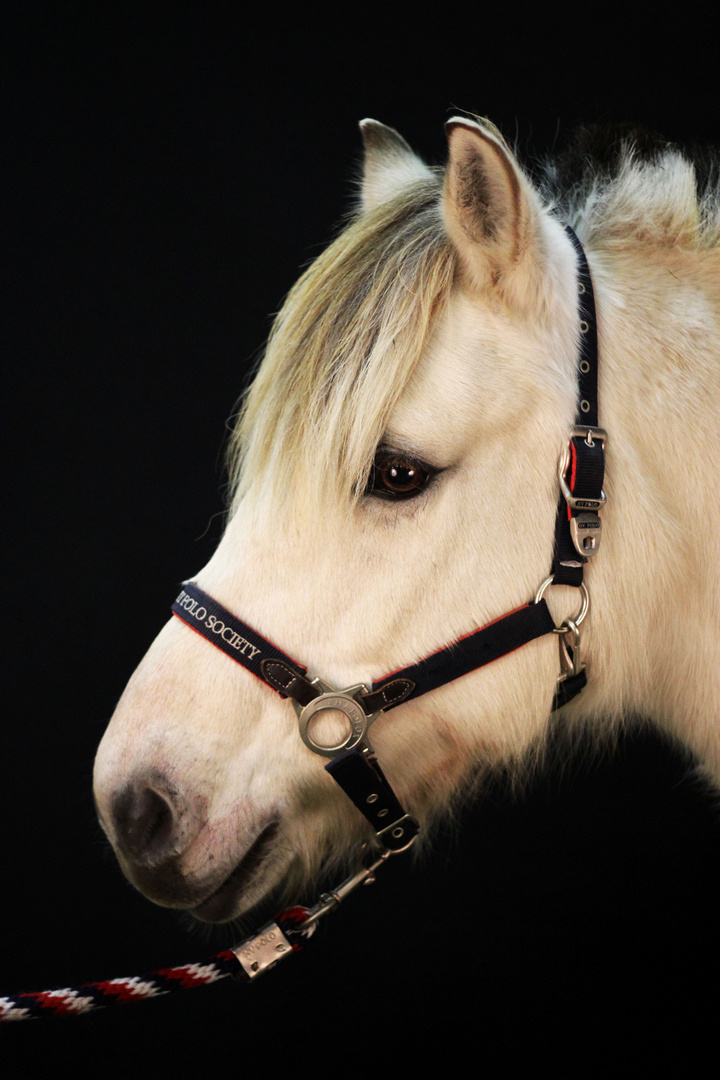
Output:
[{"left": 111, "top": 786, "right": 176, "bottom": 861}]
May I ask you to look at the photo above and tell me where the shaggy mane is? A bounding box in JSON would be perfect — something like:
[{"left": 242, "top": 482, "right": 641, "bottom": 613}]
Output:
[{"left": 536, "top": 124, "right": 720, "bottom": 249}]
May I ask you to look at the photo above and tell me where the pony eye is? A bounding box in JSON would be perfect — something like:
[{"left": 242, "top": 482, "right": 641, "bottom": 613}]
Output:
[{"left": 368, "top": 450, "right": 436, "bottom": 500}]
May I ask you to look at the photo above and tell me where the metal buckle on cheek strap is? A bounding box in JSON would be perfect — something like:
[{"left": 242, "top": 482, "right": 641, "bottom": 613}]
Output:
[
  {"left": 376, "top": 814, "right": 419, "bottom": 852},
  {"left": 558, "top": 426, "right": 608, "bottom": 558},
  {"left": 571, "top": 424, "right": 607, "bottom": 449}
]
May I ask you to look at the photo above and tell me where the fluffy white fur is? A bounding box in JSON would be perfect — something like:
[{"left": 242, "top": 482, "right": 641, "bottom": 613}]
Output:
[{"left": 94, "top": 118, "right": 720, "bottom": 923}]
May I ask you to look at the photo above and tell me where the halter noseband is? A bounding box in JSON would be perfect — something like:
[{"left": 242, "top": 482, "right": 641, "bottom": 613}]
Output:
[{"left": 171, "top": 226, "right": 606, "bottom": 858}]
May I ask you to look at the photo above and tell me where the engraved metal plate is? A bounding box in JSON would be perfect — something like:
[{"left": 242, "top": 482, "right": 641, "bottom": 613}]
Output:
[
  {"left": 570, "top": 512, "right": 602, "bottom": 557},
  {"left": 233, "top": 921, "right": 293, "bottom": 980}
]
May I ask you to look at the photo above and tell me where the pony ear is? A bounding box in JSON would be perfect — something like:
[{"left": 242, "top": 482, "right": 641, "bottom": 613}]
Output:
[
  {"left": 442, "top": 117, "right": 542, "bottom": 296},
  {"left": 359, "top": 119, "right": 434, "bottom": 212}
]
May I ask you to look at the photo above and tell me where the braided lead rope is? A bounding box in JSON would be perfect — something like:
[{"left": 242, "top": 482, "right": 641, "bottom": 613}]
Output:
[
  {"left": 0, "top": 907, "right": 312, "bottom": 1022},
  {"left": 2, "top": 815, "right": 404, "bottom": 1022}
]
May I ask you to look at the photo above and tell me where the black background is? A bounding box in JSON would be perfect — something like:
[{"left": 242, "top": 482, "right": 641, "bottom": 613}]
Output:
[{"left": 4, "top": 4, "right": 718, "bottom": 1074}]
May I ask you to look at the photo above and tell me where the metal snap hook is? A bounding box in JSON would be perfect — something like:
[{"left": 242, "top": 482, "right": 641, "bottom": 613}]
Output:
[{"left": 557, "top": 618, "right": 584, "bottom": 678}]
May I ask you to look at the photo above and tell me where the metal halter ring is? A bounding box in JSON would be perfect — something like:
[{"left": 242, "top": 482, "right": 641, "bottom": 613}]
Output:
[
  {"left": 535, "top": 575, "right": 590, "bottom": 633},
  {"left": 292, "top": 679, "right": 381, "bottom": 759}
]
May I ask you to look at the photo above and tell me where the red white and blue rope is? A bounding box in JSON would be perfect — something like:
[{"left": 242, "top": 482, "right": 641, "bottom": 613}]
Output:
[{"left": 0, "top": 906, "right": 311, "bottom": 1022}]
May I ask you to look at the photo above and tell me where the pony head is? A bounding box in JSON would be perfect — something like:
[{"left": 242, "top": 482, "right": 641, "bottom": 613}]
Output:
[{"left": 93, "top": 118, "right": 583, "bottom": 922}]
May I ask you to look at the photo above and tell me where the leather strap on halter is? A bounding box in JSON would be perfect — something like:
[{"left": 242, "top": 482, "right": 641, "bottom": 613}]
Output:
[
  {"left": 172, "top": 584, "right": 309, "bottom": 680},
  {"left": 173, "top": 582, "right": 556, "bottom": 714}
]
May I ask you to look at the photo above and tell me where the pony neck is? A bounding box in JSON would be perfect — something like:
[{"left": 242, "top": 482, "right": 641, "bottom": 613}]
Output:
[{"left": 573, "top": 243, "right": 720, "bottom": 771}]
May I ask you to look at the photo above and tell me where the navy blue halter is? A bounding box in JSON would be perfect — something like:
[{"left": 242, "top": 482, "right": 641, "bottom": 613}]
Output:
[{"left": 171, "top": 225, "right": 605, "bottom": 854}]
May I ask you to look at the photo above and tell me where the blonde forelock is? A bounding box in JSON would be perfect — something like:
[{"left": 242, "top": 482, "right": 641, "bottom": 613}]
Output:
[{"left": 228, "top": 174, "right": 454, "bottom": 517}]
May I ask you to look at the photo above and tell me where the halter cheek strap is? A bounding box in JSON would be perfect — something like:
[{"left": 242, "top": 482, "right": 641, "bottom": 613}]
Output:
[{"left": 552, "top": 227, "right": 606, "bottom": 589}]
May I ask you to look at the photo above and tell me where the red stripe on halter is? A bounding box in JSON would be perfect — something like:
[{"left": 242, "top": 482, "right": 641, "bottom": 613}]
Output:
[
  {"left": 172, "top": 610, "right": 306, "bottom": 697},
  {"left": 171, "top": 612, "right": 284, "bottom": 692},
  {"left": 376, "top": 602, "right": 531, "bottom": 682},
  {"left": 566, "top": 439, "right": 578, "bottom": 522}
]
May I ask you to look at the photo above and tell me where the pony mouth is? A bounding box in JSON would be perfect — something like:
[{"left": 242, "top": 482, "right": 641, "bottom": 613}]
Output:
[{"left": 189, "top": 822, "right": 280, "bottom": 923}]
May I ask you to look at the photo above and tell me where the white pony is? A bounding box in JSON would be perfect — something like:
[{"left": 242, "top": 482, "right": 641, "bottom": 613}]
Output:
[{"left": 93, "top": 117, "right": 720, "bottom": 924}]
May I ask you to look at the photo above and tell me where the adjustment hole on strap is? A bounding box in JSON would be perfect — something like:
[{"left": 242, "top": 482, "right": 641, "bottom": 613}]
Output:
[
  {"left": 377, "top": 809, "right": 389, "bottom": 818},
  {"left": 392, "top": 827, "right": 404, "bottom": 839},
  {"left": 366, "top": 794, "right": 379, "bottom": 804},
  {"left": 579, "top": 360, "right": 590, "bottom": 373},
  {"left": 580, "top": 320, "right": 589, "bottom": 334},
  {"left": 578, "top": 282, "right": 586, "bottom": 294},
  {"left": 580, "top": 399, "right": 591, "bottom": 413}
]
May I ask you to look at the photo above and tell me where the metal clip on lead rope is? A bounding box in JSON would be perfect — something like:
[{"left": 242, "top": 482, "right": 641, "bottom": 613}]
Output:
[{"left": 231, "top": 845, "right": 394, "bottom": 981}]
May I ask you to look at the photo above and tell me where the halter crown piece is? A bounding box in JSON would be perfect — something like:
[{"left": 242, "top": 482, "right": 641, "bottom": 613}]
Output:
[
  {"left": 0, "top": 227, "right": 607, "bottom": 1019},
  {"left": 171, "top": 224, "right": 606, "bottom": 862}
]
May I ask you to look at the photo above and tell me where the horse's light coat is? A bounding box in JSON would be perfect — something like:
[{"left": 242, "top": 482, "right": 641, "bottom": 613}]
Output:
[{"left": 94, "top": 118, "right": 720, "bottom": 923}]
